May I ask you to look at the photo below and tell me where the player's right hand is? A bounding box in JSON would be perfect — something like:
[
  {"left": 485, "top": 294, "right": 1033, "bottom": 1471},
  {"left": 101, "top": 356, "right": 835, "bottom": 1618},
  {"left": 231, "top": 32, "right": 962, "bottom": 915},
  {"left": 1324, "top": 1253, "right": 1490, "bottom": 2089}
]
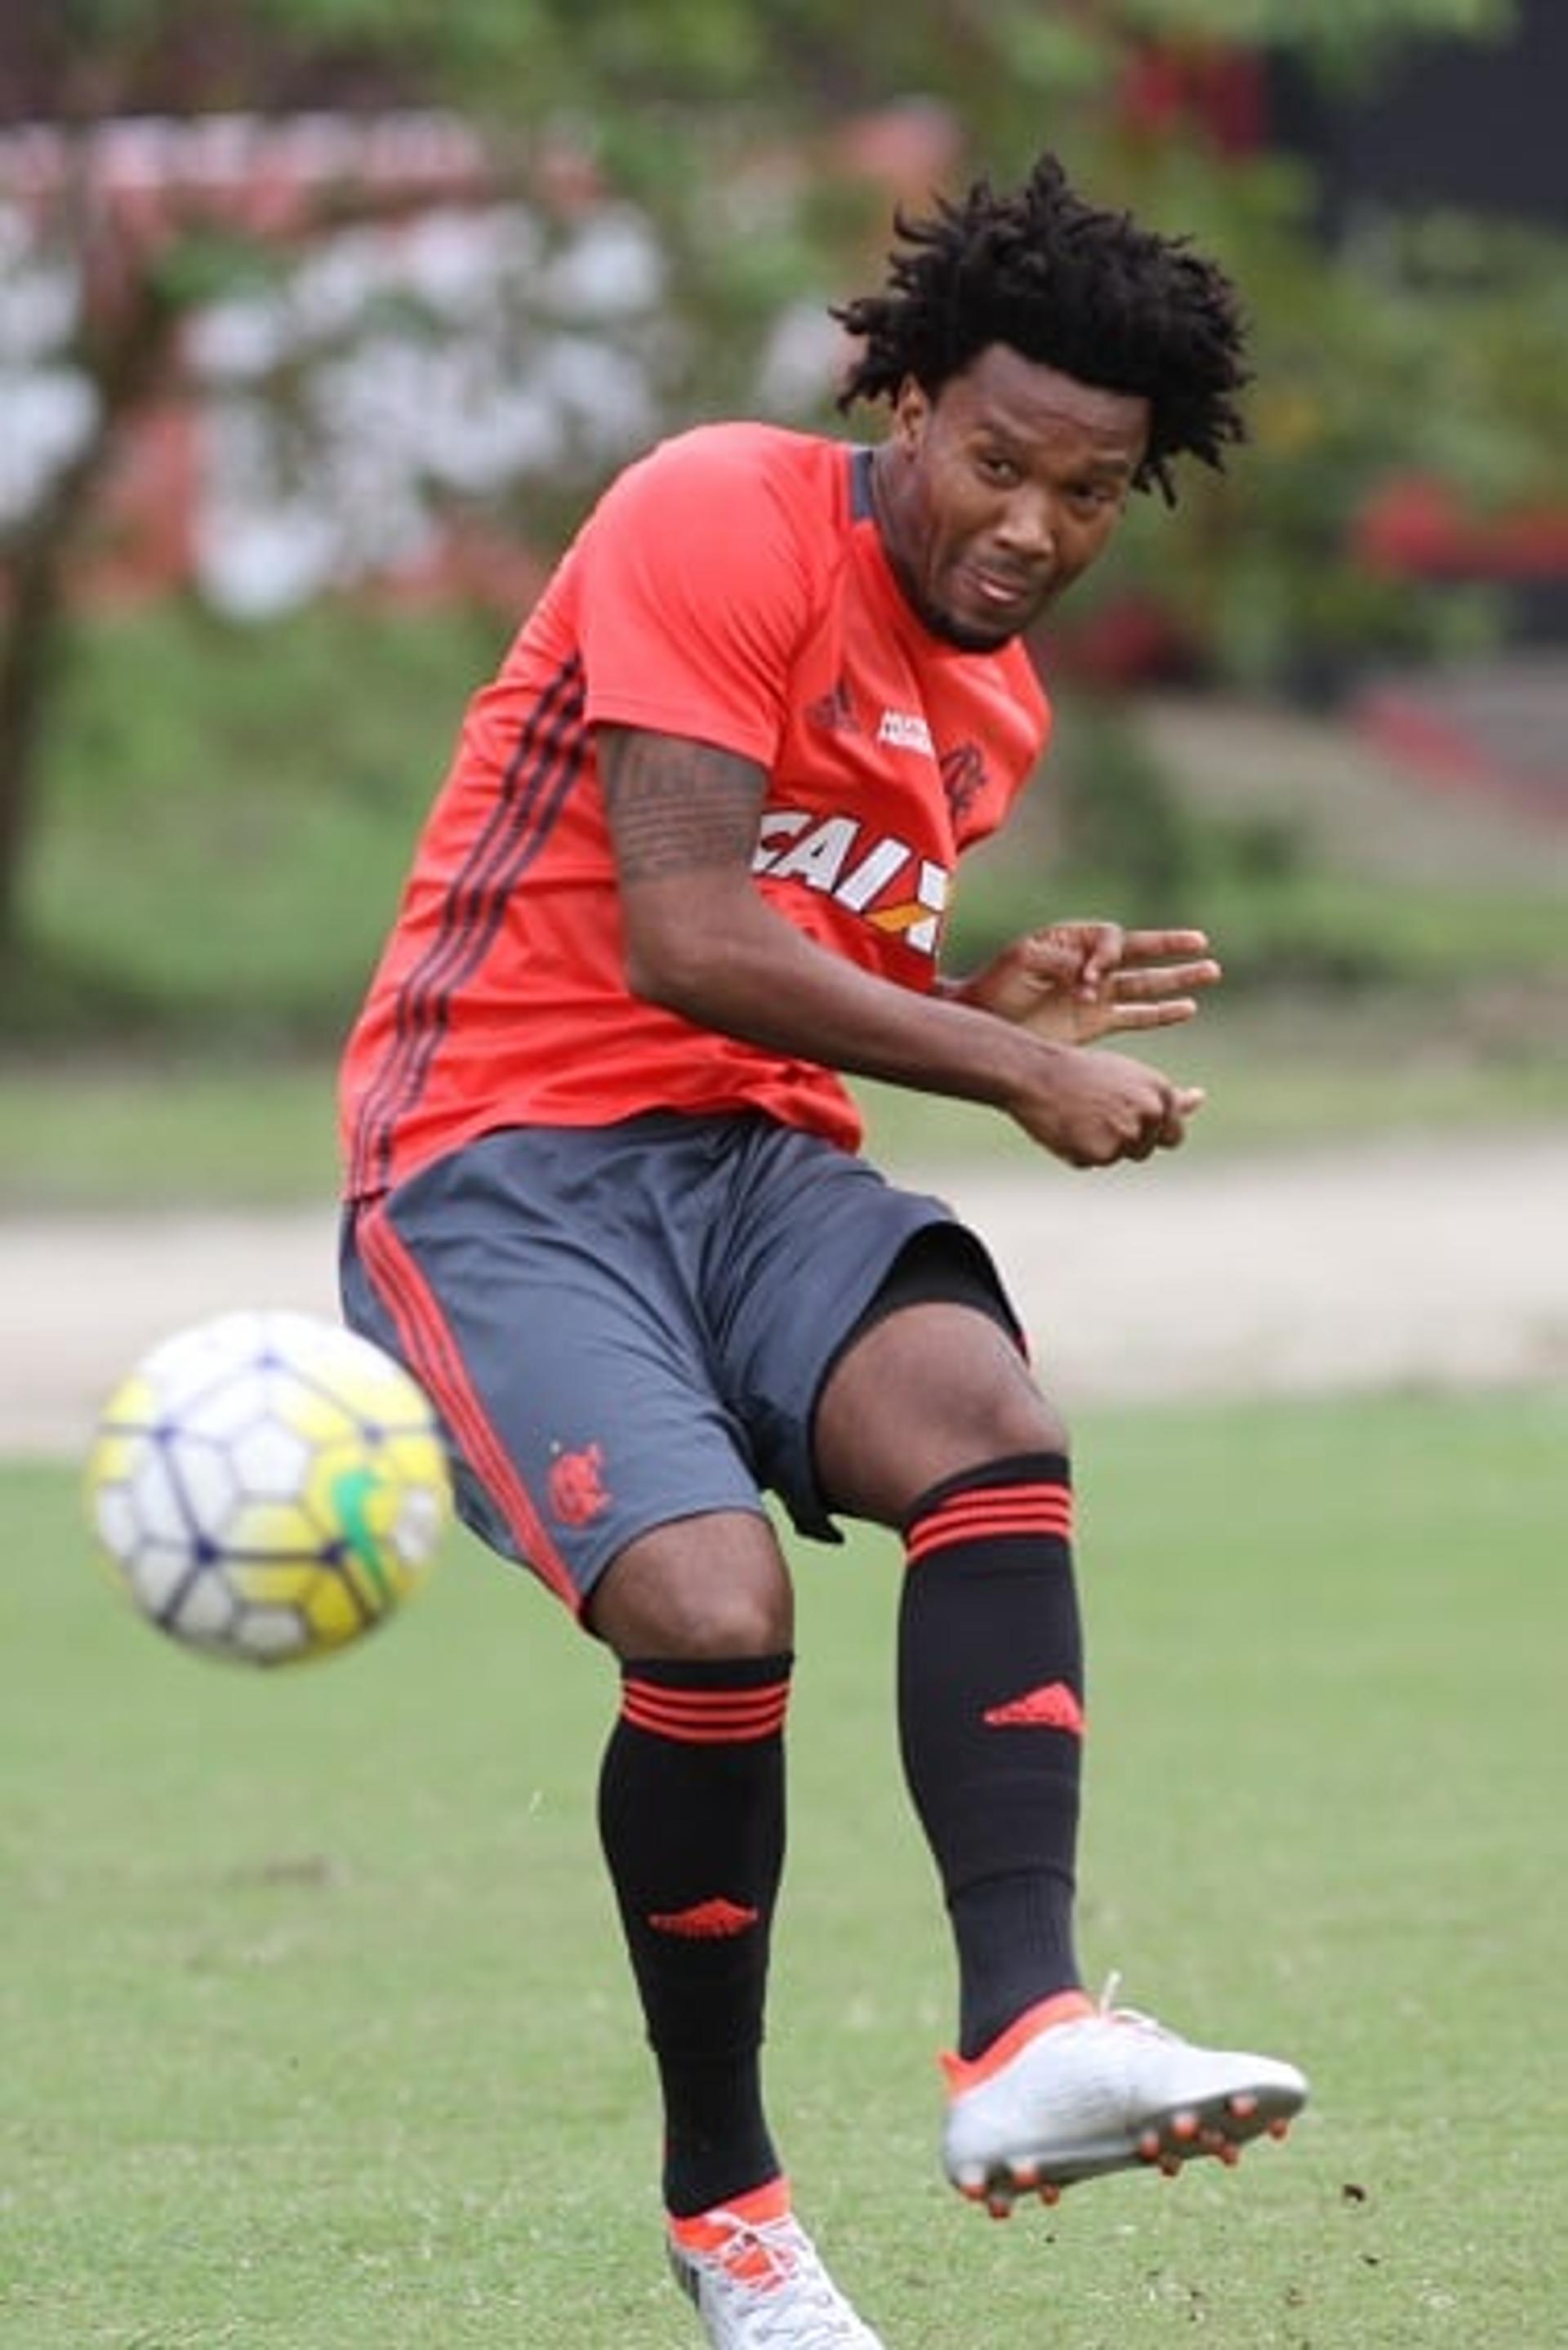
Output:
[{"left": 1006, "top": 1042, "right": 1205, "bottom": 1168}]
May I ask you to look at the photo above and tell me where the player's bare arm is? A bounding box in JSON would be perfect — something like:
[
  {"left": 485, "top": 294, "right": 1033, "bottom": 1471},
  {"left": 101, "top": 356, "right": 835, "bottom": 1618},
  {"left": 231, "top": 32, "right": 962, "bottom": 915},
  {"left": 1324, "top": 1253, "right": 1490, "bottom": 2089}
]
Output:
[
  {"left": 599, "top": 725, "right": 1202, "bottom": 1170},
  {"left": 597, "top": 726, "right": 764, "bottom": 885}
]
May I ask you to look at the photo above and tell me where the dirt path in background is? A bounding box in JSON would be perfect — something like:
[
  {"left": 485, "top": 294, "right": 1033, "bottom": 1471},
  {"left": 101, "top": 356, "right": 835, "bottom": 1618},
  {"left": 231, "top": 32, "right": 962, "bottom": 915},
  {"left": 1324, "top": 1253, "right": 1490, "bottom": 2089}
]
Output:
[{"left": 5, "top": 1127, "right": 1566, "bottom": 1457}]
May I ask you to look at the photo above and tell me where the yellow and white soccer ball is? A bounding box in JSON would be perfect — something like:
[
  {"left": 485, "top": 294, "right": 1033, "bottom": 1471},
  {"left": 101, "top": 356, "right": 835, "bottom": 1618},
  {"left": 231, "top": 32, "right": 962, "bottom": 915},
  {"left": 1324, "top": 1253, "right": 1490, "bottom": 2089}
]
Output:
[{"left": 84, "top": 1309, "right": 452, "bottom": 1667}]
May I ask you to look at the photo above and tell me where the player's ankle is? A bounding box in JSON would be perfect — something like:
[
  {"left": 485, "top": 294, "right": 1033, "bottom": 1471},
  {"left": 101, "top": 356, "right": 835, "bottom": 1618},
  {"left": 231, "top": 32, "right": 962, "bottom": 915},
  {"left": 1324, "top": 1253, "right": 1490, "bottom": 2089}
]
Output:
[{"left": 669, "top": 2174, "right": 792, "bottom": 2246}]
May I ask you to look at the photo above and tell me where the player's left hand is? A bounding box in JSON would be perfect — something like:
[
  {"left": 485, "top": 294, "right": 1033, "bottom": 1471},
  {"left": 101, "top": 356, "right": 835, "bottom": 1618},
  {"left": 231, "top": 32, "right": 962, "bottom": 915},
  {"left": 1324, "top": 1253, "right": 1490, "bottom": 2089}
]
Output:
[{"left": 952, "top": 922, "right": 1221, "bottom": 1047}]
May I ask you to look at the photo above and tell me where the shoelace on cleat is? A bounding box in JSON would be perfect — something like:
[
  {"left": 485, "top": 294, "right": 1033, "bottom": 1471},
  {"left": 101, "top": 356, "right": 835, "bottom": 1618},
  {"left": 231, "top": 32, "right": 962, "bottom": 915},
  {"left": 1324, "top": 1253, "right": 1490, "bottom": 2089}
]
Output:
[
  {"left": 703, "top": 2218, "right": 803, "bottom": 2294},
  {"left": 1092, "top": 1970, "right": 1185, "bottom": 2042},
  {"left": 693, "top": 2218, "right": 867, "bottom": 2348}
]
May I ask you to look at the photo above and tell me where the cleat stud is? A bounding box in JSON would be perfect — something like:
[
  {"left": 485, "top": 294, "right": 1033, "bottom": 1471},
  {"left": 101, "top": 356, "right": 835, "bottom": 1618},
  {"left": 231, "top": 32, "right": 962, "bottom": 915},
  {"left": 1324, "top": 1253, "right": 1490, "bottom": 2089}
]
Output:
[
  {"left": 1172, "top": 2111, "right": 1200, "bottom": 2143},
  {"left": 1039, "top": 2184, "right": 1061, "bottom": 2209},
  {"left": 987, "top": 2195, "right": 1013, "bottom": 2221},
  {"left": 1012, "top": 2162, "right": 1040, "bottom": 2191},
  {"left": 1230, "top": 2093, "right": 1259, "bottom": 2120},
  {"left": 1267, "top": 2119, "right": 1291, "bottom": 2141},
  {"left": 1160, "top": 2156, "right": 1183, "bottom": 2178},
  {"left": 1218, "top": 2143, "right": 1241, "bottom": 2168},
  {"left": 1137, "top": 2130, "right": 1161, "bottom": 2162}
]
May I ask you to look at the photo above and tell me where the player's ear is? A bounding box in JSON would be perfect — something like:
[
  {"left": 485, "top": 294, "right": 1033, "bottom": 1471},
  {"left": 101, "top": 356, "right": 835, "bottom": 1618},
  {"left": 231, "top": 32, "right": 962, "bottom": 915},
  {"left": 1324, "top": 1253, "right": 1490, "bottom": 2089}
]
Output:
[{"left": 891, "top": 377, "right": 931, "bottom": 455}]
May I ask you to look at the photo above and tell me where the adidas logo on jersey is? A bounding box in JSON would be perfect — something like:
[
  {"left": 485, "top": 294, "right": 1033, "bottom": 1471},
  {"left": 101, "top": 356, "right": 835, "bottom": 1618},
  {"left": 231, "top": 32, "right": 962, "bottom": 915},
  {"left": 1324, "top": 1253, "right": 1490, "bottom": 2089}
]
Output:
[{"left": 806, "top": 676, "right": 862, "bottom": 734}]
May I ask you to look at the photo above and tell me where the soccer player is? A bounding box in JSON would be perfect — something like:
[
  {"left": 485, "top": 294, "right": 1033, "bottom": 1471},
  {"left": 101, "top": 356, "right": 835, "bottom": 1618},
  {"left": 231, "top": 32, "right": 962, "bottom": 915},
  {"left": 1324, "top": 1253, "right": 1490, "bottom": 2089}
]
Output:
[{"left": 339, "top": 152, "right": 1307, "bottom": 2348}]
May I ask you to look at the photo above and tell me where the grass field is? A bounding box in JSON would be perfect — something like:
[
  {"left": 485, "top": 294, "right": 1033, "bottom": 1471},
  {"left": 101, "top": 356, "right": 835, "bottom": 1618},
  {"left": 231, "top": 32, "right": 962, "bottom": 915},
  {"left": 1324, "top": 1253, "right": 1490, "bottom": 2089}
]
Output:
[{"left": 3, "top": 1388, "right": 1562, "bottom": 2348}]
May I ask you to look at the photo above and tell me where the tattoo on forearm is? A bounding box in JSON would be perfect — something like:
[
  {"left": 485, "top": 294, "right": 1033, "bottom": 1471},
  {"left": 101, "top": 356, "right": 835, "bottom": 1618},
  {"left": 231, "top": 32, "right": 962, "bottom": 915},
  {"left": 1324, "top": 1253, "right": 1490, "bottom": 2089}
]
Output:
[{"left": 600, "top": 734, "right": 764, "bottom": 881}]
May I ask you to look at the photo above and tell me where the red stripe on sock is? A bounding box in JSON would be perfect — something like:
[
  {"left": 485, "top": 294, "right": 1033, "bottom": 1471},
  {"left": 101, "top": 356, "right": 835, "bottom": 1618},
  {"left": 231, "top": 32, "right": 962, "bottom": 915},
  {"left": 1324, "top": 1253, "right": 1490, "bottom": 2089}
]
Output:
[
  {"left": 911, "top": 1499, "right": 1073, "bottom": 1543},
  {"left": 906, "top": 1483, "right": 1074, "bottom": 1566},
  {"left": 922, "top": 1485, "right": 1073, "bottom": 1527},
  {"left": 623, "top": 1679, "right": 791, "bottom": 1745}
]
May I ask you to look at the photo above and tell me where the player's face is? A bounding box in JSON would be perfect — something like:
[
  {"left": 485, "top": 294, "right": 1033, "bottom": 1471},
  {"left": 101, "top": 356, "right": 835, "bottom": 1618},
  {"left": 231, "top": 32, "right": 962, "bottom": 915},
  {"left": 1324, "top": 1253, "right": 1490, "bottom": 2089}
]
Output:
[{"left": 874, "top": 344, "right": 1151, "bottom": 650}]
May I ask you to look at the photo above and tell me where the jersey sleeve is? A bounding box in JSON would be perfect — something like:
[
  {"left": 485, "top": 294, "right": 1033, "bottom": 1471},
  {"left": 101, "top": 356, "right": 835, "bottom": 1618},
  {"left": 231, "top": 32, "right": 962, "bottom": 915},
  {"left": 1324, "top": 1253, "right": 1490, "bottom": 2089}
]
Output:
[{"left": 575, "top": 430, "right": 819, "bottom": 769}]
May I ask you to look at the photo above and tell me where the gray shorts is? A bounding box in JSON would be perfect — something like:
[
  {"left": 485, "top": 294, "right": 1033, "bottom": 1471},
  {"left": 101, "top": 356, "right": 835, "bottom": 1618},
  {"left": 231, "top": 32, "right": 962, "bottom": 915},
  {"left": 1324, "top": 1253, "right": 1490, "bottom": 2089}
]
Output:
[{"left": 339, "top": 1113, "right": 1015, "bottom": 1614}]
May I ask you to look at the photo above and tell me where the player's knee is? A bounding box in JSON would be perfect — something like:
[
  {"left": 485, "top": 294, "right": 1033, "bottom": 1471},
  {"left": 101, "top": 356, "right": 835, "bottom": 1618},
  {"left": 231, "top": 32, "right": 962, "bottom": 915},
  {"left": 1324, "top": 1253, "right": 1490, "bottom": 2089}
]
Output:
[
  {"left": 668, "top": 1582, "right": 792, "bottom": 1659},
  {"left": 586, "top": 1517, "right": 793, "bottom": 1660},
  {"left": 932, "top": 1371, "right": 1070, "bottom": 1476},
  {"left": 594, "top": 1581, "right": 792, "bottom": 1661},
  {"left": 917, "top": 1424, "right": 1073, "bottom": 1519},
  {"left": 1004, "top": 1391, "right": 1070, "bottom": 1458}
]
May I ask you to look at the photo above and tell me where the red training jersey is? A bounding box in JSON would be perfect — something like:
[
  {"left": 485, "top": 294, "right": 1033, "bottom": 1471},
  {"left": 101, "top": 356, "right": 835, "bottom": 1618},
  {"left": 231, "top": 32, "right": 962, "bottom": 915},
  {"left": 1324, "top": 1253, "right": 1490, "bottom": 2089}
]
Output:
[{"left": 341, "top": 422, "right": 1051, "bottom": 1200}]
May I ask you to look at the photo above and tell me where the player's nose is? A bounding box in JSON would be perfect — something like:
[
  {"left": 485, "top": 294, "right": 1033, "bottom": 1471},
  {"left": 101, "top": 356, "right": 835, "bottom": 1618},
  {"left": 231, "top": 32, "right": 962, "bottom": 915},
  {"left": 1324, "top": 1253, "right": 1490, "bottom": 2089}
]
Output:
[{"left": 994, "top": 487, "right": 1056, "bottom": 562}]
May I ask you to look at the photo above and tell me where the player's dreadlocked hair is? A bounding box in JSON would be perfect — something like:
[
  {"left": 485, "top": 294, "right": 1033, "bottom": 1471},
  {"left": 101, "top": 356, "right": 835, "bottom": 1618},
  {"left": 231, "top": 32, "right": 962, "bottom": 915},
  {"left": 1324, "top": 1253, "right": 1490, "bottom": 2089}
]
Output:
[{"left": 833, "top": 154, "right": 1249, "bottom": 503}]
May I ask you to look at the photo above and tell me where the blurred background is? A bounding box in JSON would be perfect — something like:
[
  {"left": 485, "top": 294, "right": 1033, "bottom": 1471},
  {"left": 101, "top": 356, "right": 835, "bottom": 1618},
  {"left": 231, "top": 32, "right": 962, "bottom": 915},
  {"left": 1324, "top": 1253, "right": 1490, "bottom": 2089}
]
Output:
[{"left": 1, "top": 0, "right": 1566, "bottom": 1205}]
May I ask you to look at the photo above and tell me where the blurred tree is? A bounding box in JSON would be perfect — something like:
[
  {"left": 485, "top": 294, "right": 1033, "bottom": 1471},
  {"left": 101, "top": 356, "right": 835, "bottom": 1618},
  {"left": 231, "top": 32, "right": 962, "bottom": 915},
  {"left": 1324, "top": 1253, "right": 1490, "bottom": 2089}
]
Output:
[{"left": 0, "top": 0, "right": 1553, "bottom": 962}]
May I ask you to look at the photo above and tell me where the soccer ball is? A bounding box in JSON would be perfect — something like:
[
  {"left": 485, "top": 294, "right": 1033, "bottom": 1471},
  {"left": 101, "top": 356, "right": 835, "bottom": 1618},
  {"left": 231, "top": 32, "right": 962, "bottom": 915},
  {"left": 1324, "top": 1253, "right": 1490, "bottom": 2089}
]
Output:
[{"left": 84, "top": 1309, "right": 452, "bottom": 1667}]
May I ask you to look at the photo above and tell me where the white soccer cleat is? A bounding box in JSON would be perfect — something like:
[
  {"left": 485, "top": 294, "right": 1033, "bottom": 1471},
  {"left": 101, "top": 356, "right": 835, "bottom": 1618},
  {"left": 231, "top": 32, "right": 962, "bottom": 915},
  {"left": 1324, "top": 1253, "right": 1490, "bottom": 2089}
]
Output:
[
  {"left": 942, "top": 1979, "right": 1308, "bottom": 2217},
  {"left": 667, "top": 2190, "right": 886, "bottom": 2348}
]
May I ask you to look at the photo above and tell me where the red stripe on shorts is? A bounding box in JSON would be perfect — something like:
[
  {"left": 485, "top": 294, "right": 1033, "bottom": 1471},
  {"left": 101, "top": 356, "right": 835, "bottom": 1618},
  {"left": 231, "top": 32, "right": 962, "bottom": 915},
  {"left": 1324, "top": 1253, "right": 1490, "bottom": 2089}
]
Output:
[{"left": 357, "top": 1198, "right": 580, "bottom": 1612}]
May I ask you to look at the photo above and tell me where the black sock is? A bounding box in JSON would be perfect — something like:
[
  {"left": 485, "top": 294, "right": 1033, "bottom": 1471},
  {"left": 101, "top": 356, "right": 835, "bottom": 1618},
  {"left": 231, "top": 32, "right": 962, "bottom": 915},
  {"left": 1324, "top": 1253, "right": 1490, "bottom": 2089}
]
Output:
[
  {"left": 597, "top": 1653, "right": 791, "bottom": 2218},
  {"left": 898, "top": 1452, "right": 1085, "bottom": 2059}
]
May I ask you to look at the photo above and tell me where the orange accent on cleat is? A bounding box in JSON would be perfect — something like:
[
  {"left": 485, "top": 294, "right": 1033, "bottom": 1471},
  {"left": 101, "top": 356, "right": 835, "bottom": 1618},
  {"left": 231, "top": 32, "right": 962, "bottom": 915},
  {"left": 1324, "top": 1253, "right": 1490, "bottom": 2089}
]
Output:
[
  {"left": 938, "top": 1989, "right": 1096, "bottom": 2095},
  {"left": 1172, "top": 2111, "right": 1200, "bottom": 2142},
  {"left": 668, "top": 2174, "right": 793, "bottom": 2254},
  {"left": 1230, "top": 2092, "right": 1259, "bottom": 2119}
]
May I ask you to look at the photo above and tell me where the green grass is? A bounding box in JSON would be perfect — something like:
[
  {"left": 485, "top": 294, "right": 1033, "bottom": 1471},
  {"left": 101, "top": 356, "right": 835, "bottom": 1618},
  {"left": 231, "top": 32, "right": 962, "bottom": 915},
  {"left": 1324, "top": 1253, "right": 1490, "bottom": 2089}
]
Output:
[
  {"left": 3, "top": 1388, "right": 1564, "bottom": 2345},
  {"left": 0, "top": 1056, "right": 346, "bottom": 1210}
]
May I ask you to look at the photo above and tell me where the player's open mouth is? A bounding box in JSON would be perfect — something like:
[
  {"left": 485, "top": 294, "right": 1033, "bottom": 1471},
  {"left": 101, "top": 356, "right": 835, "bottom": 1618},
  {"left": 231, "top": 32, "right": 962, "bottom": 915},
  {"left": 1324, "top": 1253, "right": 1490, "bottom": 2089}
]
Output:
[{"left": 968, "top": 564, "right": 1043, "bottom": 613}]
